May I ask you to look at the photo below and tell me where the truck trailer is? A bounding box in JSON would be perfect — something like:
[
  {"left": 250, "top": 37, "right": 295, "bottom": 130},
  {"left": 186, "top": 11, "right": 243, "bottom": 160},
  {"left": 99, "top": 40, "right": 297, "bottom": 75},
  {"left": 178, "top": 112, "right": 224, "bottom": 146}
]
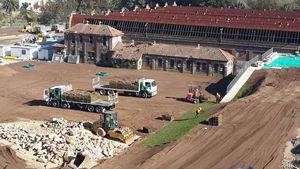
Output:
[
  {"left": 43, "top": 84, "right": 118, "bottom": 113},
  {"left": 92, "top": 76, "right": 157, "bottom": 98}
]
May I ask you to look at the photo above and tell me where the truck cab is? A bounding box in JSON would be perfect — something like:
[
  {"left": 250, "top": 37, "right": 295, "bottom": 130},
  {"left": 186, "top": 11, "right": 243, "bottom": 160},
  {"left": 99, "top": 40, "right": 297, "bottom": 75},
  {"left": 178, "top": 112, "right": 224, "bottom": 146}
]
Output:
[
  {"left": 43, "top": 85, "right": 72, "bottom": 106},
  {"left": 140, "top": 79, "right": 157, "bottom": 97}
]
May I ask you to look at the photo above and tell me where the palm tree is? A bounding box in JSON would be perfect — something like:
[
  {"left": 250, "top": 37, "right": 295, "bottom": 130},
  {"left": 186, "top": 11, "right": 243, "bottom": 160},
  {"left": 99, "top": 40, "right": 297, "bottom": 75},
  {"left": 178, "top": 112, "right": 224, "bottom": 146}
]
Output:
[{"left": 1, "top": 0, "right": 18, "bottom": 27}]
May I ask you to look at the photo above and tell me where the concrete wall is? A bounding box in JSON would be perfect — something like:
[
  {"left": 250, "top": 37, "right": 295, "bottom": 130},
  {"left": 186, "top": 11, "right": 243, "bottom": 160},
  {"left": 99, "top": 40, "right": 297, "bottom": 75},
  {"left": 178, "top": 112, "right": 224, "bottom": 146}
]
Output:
[{"left": 110, "top": 36, "right": 122, "bottom": 50}]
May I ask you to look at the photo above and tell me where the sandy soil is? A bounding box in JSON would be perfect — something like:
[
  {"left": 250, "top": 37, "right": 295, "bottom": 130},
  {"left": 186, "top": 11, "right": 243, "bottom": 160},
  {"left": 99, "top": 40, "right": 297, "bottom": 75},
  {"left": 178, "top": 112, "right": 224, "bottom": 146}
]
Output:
[
  {"left": 98, "top": 68, "right": 300, "bottom": 169},
  {"left": 0, "top": 61, "right": 220, "bottom": 168}
]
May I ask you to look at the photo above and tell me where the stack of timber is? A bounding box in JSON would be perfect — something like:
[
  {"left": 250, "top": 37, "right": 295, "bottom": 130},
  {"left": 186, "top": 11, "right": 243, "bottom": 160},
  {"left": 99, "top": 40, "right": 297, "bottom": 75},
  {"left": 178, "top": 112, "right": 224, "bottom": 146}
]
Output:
[
  {"left": 108, "top": 79, "right": 138, "bottom": 90},
  {"left": 62, "top": 89, "right": 103, "bottom": 103}
]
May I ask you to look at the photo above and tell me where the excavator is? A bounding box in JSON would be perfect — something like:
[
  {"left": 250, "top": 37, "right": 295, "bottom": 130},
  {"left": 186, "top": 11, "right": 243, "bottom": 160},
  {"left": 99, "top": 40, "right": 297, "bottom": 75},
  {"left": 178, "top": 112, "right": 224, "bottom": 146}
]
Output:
[
  {"left": 21, "top": 22, "right": 41, "bottom": 34},
  {"left": 91, "top": 111, "right": 138, "bottom": 144}
]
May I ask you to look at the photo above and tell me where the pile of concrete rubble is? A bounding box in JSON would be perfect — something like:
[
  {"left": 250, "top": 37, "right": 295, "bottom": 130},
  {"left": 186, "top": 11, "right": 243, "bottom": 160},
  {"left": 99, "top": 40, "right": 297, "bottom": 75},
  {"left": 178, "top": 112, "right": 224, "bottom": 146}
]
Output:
[
  {"left": 0, "top": 118, "right": 128, "bottom": 168},
  {"left": 281, "top": 129, "right": 300, "bottom": 169}
]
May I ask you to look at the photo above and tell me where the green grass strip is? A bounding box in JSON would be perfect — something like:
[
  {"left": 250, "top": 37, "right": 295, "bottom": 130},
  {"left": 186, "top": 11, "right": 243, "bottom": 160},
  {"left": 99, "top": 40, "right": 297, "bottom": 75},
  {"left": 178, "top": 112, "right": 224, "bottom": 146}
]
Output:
[
  {"left": 140, "top": 101, "right": 215, "bottom": 147},
  {"left": 234, "top": 86, "right": 252, "bottom": 99}
]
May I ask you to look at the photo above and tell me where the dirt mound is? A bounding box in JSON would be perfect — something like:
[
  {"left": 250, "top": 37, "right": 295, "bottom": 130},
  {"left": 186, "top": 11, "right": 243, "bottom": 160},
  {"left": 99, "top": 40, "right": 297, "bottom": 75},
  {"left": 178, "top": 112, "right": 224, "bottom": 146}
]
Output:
[
  {"left": 0, "top": 146, "right": 26, "bottom": 168},
  {"left": 0, "top": 66, "right": 18, "bottom": 77},
  {"left": 98, "top": 68, "right": 300, "bottom": 169}
]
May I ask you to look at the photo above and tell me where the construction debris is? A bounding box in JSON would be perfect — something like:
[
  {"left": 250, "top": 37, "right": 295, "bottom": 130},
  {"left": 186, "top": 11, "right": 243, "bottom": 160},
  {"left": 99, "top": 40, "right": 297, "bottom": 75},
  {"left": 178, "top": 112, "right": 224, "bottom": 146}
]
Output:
[
  {"left": 0, "top": 118, "right": 128, "bottom": 169},
  {"left": 282, "top": 129, "right": 300, "bottom": 169}
]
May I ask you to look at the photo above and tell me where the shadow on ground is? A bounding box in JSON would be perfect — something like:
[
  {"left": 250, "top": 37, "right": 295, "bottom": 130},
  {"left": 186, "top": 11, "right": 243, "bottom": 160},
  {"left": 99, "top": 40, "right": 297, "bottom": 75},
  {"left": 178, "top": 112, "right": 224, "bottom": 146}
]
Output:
[
  {"left": 205, "top": 74, "right": 235, "bottom": 97},
  {"left": 23, "top": 100, "right": 46, "bottom": 106}
]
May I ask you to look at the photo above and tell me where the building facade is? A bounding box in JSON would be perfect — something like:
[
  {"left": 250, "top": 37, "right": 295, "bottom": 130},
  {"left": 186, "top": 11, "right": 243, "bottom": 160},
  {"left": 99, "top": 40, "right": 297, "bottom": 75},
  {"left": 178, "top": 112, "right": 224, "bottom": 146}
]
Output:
[
  {"left": 111, "top": 43, "right": 234, "bottom": 76},
  {"left": 64, "top": 23, "right": 123, "bottom": 65}
]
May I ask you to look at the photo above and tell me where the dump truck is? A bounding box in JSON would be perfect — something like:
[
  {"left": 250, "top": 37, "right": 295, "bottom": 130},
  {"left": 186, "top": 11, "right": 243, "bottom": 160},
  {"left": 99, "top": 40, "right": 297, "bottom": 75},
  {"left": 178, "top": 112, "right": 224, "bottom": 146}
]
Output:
[
  {"left": 91, "top": 111, "right": 139, "bottom": 143},
  {"left": 92, "top": 76, "right": 157, "bottom": 98},
  {"left": 43, "top": 84, "right": 118, "bottom": 113}
]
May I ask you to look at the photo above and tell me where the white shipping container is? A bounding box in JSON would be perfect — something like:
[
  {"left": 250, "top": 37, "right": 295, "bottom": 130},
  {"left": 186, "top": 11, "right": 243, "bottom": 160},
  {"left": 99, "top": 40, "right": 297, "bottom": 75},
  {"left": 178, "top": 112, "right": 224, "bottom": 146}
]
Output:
[{"left": 10, "top": 46, "right": 39, "bottom": 60}]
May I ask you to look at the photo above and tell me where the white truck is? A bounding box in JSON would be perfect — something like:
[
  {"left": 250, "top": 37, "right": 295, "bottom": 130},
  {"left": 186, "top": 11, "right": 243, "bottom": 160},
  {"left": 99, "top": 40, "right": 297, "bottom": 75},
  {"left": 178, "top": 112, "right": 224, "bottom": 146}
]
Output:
[
  {"left": 43, "top": 84, "right": 118, "bottom": 113},
  {"left": 92, "top": 76, "right": 157, "bottom": 98}
]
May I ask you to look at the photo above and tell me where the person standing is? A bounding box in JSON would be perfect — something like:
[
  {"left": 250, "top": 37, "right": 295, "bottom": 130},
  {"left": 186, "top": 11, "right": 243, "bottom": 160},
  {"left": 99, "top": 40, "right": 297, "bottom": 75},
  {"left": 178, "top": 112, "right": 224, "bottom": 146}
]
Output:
[{"left": 195, "top": 106, "right": 203, "bottom": 118}]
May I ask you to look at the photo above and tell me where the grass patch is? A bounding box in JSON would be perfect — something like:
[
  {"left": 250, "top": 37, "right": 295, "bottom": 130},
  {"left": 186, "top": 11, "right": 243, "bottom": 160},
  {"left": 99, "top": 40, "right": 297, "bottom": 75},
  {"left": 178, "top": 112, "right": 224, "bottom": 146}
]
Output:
[
  {"left": 234, "top": 86, "right": 252, "bottom": 99},
  {"left": 140, "top": 101, "right": 215, "bottom": 147}
]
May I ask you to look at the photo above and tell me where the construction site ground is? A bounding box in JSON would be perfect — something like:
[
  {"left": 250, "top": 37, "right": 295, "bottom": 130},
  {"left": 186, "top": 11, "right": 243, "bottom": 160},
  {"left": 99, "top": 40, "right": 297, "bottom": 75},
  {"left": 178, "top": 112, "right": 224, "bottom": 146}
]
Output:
[{"left": 0, "top": 61, "right": 220, "bottom": 168}]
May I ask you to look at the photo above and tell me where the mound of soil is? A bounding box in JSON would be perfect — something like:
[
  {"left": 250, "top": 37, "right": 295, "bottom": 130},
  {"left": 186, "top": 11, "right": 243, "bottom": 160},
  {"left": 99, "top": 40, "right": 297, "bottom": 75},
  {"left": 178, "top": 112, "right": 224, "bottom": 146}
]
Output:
[{"left": 98, "top": 68, "right": 300, "bottom": 169}]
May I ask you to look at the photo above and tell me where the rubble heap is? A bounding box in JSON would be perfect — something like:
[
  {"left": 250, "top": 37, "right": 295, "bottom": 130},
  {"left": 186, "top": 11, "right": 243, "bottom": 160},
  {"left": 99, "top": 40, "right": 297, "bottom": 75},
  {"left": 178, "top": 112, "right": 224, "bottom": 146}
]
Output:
[
  {"left": 0, "top": 118, "right": 128, "bottom": 168},
  {"left": 282, "top": 129, "right": 300, "bottom": 169}
]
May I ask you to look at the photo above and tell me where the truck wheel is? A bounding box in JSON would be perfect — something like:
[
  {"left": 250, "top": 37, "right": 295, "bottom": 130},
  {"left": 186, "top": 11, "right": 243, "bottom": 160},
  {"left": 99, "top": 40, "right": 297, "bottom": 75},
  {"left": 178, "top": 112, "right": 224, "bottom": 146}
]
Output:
[
  {"left": 141, "top": 92, "right": 148, "bottom": 98},
  {"left": 96, "top": 128, "right": 106, "bottom": 137},
  {"left": 107, "top": 90, "right": 114, "bottom": 95},
  {"left": 135, "top": 92, "right": 140, "bottom": 97},
  {"left": 51, "top": 101, "right": 58, "bottom": 107},
  {"left": 62, "top": 103, "right": 69, "bottom": 109},
  {"left": 99, "top": 90, "right": 106, "bottom": 95},
  {"left": 95, "top": 106, "right": 105, "bottom": 113},
  {"left": 87, "top": 105, "right": 95, "bottom": 112}
]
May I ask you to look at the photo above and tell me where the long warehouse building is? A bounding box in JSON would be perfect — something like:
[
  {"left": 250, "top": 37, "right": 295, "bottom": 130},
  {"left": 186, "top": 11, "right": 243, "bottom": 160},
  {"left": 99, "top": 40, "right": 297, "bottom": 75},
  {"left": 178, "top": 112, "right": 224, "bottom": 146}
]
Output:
[{"left": 69, "top": 5, "right": 300, "bottom": 50}]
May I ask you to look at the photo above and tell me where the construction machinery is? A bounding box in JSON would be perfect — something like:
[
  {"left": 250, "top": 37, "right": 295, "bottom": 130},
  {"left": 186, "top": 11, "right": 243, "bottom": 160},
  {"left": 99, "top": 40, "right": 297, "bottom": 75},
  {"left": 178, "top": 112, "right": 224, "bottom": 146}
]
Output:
[
  {"left": 43, "top": 84, "right": 118, "bottom": 113},
  {"left": 91, "top": 111, "right": 137, "bottom": 143},
  {"left": 21, "top": 22, "right": 41, "bottom": 34},
  {"left": 92, "top": 76, "right": 157, "bottom": 98},
  {"left": 186, "top": 85, "right": 207, "bottom": 104}
]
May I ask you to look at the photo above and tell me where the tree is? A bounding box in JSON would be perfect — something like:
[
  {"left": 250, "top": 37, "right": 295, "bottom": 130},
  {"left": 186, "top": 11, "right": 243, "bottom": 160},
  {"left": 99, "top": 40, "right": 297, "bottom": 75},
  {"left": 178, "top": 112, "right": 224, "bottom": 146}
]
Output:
[
  {"left": 19, "top": 2, "right": 38, "bottom": 23},
  {"left": 1, "top": 0, "right": 18, "bottom": 27}
]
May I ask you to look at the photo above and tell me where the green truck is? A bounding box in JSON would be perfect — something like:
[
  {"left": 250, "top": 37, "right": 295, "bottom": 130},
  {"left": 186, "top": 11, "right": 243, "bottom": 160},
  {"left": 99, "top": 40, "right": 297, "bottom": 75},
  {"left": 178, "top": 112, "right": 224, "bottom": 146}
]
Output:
[
  {"left": 92, "top": 76, "right": 157, "bottom": 98},
  {"left": 43, "top": 84, "right": 118, "bottom": 113}
]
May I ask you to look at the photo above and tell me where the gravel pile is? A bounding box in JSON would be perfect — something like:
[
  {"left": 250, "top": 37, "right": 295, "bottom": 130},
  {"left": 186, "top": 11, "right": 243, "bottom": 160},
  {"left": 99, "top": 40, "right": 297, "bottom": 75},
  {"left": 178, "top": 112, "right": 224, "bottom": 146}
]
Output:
[
  {"left": 0, "top": 118, "right": 128, "bottom": 168},
  {"left": 281, "top": 130, "right": 300, "bottom": 169}
]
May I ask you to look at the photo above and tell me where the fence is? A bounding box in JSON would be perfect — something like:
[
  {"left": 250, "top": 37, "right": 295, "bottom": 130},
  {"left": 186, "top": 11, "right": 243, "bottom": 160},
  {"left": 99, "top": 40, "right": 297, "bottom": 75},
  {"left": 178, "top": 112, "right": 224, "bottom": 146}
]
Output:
[{"left": 226, "top": 48, "right": 273, "bottom": 93}]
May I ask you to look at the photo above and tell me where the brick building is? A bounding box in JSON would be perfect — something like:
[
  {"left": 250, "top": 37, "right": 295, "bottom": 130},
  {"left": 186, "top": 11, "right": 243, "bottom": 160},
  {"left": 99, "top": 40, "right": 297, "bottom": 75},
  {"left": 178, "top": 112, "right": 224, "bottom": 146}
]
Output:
[
  {"left": 111, "top": 43, "right": 234, "bottom": 76},
  {"left": 64, "top": 23, "right": 123, "bottom": 65}
]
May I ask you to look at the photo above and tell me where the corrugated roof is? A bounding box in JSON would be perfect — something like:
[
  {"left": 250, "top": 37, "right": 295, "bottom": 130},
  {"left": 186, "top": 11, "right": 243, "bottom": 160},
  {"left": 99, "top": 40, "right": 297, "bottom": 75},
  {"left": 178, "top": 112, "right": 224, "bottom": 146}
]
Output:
[
  {"left": 71, "top": 6, "right": 300, "bottom": 32},
  {"left": 67, "top": 23, "right": 124, "bottom": 36},
  {"left": 113, "top": 43, "right": 233, "bottom": 61}
]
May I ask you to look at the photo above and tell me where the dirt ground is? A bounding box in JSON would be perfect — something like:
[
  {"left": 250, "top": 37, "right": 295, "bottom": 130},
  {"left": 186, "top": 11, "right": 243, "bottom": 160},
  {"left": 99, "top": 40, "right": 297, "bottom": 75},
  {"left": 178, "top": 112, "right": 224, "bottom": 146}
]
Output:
[
  {"left": 0, "top": 61, "right": 220, "bottom": 168},
  {"left": 97, "top": 68, "right": 300, "bottom": 169}
]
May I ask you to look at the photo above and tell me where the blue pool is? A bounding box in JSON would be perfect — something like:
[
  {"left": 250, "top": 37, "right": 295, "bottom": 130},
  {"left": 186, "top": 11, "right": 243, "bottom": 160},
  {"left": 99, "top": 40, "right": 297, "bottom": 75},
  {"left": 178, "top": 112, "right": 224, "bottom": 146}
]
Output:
[{"left": 262, "top": 55, "right": 300, "bottom": 69}]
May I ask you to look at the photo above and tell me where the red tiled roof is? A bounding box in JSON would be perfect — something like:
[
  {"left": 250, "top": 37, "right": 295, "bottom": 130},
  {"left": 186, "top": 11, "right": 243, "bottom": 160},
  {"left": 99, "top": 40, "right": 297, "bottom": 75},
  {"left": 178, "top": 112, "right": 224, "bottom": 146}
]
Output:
[
  {"left": 70, "top": 6, "right": 300, "bottom": 32},
  {"left": 67, "top": 23, "right": 124, "bottom": 36}
]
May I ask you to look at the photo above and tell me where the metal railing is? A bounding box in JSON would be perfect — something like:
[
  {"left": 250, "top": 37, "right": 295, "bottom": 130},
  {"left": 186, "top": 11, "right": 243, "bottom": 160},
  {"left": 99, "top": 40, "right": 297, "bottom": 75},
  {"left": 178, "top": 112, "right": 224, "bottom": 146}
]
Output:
[{"left": 226, "top": 48, "right": 273, "bottom": 93}]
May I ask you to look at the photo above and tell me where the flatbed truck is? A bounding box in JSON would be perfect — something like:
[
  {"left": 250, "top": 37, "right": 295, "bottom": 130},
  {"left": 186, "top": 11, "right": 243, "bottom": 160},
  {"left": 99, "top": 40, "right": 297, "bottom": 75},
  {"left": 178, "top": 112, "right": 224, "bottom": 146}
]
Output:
[
  {"left": 92, "top": 76, "right": 157, "bottom": 98},
  {"left": 43, "top": 84, "right": 118, "bottom": 113}
]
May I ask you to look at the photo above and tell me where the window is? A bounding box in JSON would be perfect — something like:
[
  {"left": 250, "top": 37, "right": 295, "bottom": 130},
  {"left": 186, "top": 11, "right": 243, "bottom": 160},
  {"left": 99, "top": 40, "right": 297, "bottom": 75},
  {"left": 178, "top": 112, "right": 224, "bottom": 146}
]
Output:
[
  {"left": 158, "top": 58, "right": 163, "bottom": 67},
  {"left": 22, "top": 50, "right": 26, "bottom": 55},
  {"left": 103, "top": 37, "right": 107, "bottom": 46},
  {"left": 202, "top": 63, "right": 207, "bottom": 71},
  {"left": 177, "top": 60, "right": 182, "bottom": 68},
  {"left": 90, "top": 36, "right": 93, "bottom": 43},
  {"left": 79, "top": 36, "right": 82, "bottom": 43},
  {"left": 170, "top": 59, "right": 175, "bottom": 68},
  {"left": 214, "top": 64, "right": 219, "bottom": 72},
  {"left": 196, "top": 62, "right": 201, "bottom": 71},
  {"left": 71, "top": 36, "right": 75, "bottom": 43},
  {"left": 186, "top": 61, "right": 191, "bottom": 70},
  {"left": 145, "top": 57, "right": 150, "bottom": 66},
  {"left": 145, "top": 82, "right": 151, "bottom": 89}
]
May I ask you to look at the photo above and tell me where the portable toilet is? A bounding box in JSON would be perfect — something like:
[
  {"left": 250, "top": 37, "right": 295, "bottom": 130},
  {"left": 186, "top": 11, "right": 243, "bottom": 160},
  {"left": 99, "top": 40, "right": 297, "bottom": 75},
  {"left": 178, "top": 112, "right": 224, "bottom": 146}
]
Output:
[{"left": 38, "top": 45, "right": 53, "bottom": 60}]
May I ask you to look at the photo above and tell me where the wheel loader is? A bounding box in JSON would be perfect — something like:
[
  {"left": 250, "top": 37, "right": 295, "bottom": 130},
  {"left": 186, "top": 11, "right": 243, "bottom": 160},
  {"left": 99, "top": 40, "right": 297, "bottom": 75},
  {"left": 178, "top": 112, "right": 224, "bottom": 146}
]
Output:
[{"left": 91, "top": 111, "right": 138, "bottom": 144}]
